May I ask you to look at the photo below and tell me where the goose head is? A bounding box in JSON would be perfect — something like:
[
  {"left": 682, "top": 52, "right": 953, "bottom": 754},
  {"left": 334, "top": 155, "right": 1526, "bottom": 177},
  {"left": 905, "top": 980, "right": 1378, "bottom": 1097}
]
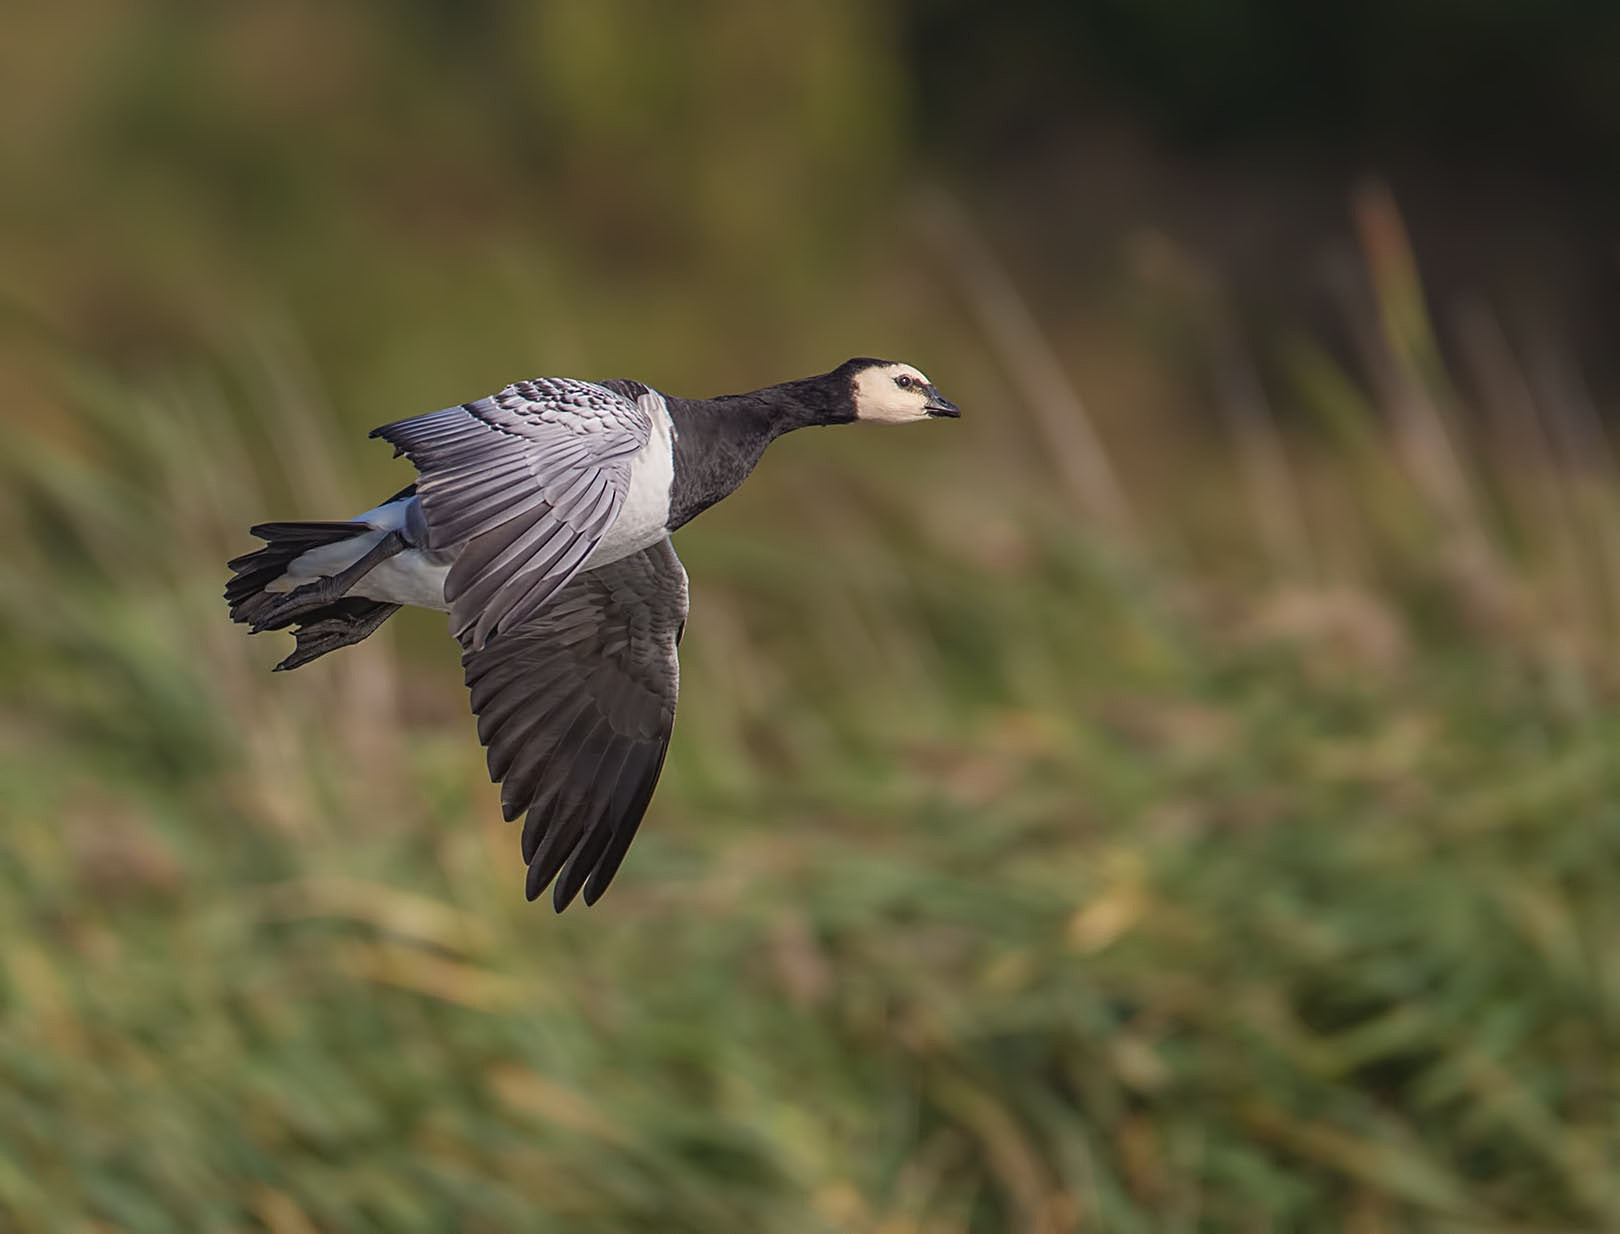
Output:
[{"left": 845, "top": 359, "right": 962, "bottom": 424}]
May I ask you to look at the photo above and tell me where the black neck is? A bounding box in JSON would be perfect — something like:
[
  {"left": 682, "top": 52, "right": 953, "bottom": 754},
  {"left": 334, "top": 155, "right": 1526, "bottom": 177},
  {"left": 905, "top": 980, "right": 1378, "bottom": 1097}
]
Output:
[{"left": 663, "top": 371, "right": 855, "bottom": 530}]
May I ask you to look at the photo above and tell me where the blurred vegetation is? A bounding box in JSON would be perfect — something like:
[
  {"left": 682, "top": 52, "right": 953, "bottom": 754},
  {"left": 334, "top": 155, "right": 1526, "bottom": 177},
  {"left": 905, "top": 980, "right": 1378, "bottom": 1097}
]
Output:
[{"left": 3, "top": 3, "right": 1619, "bottom": 1232}]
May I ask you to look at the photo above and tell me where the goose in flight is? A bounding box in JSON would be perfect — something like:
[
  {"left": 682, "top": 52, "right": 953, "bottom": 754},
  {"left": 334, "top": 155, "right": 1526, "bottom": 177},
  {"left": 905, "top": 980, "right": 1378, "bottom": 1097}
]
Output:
[{"left": 226, "top": 358, "right": 960, "bottom": 910}]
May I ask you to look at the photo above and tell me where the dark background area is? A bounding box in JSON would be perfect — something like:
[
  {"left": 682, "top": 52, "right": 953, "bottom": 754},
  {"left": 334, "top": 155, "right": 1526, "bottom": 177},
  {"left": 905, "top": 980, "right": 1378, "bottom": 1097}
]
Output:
[
  {"left": 912, "top": 0, "right": 1620, "bottom": 178},
  {"left": 905, "top": 0, "right": 1620, "bottom": 399}
]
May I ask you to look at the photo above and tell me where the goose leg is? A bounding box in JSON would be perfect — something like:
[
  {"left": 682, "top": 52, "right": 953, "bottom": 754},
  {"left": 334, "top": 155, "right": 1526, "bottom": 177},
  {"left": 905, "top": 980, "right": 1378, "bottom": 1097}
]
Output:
[{"left": 250, "top": 529, "right": 408, "bottom": 630}]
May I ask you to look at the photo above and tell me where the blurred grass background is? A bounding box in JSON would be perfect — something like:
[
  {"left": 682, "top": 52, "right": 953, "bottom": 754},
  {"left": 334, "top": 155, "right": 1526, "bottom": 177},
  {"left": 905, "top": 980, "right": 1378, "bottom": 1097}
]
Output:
[{"left": 3, "top": 3, "right": 1620, "bottom": 1231}]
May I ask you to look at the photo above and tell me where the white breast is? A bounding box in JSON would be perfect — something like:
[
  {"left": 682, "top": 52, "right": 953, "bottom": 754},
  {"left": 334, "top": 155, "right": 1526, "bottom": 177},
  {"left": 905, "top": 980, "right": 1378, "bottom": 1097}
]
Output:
[{"left": 587, "top": 390, "right": 675, "bottom": 567}]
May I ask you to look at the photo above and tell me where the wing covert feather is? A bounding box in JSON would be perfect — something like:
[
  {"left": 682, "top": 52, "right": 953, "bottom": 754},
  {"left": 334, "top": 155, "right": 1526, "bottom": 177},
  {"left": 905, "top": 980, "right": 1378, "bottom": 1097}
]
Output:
[{"left": 370, "top": 379, "right": 651, "bottom": 647}]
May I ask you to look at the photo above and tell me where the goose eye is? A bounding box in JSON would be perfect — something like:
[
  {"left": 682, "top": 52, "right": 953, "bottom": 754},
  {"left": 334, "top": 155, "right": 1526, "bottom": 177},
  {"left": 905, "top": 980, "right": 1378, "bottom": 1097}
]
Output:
[{"left": 895, "top": 374, "right": 914, "bottom": 389}]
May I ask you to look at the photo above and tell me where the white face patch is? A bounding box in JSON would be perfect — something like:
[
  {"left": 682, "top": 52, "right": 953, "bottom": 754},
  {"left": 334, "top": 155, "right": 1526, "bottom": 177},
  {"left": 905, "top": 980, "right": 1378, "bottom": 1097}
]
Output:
[{"left": 853, "top": 363, "right": 935, "bottom": 424}]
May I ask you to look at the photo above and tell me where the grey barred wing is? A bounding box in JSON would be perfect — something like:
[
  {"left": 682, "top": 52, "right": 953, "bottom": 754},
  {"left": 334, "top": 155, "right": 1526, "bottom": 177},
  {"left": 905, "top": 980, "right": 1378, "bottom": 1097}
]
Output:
[
  {"left": 370, "top": 379, "right": 651, "bottom": 648},
  {"left": 460, "top": 538, "right": 688, "bottom": 911}
]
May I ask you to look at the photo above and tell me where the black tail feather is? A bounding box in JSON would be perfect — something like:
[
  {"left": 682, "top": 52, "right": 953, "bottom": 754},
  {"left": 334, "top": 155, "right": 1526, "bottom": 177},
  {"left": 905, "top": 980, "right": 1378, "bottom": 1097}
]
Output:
[
  {"left": 226, "top": 521, "right": 368, "bottom": 627},
  {"left": 226, "top": 520, "right": 402, "bottom": 670}
]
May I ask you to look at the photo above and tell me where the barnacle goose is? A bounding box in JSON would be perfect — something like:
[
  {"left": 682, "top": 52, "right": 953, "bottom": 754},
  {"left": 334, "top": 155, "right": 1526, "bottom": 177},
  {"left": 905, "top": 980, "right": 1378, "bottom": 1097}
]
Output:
[{"left": 227, "top": 358, "right": 961, "bottom": 910}]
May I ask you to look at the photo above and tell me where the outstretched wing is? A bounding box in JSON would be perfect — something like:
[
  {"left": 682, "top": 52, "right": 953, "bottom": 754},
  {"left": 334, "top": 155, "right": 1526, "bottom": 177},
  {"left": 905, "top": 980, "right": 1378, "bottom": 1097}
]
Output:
[
  {"left": 371, "top": 379, "right": 650, "bottom": 648},
  {"left": 460, "top": 538, "right": 688, "bottom": 911}
]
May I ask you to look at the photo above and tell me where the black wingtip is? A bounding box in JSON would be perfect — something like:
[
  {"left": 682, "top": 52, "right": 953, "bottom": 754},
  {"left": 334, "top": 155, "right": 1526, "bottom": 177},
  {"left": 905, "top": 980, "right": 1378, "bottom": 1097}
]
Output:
[{"left": 552, "top": 879, "right": 581, "bottom": 913}]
